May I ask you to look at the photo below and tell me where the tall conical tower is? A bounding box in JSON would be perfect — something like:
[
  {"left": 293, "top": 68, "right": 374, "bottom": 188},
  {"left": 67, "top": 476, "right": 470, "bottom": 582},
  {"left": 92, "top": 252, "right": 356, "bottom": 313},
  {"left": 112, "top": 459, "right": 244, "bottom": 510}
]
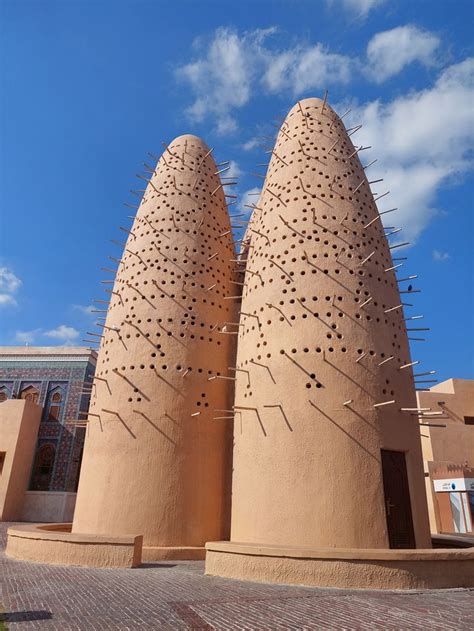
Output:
[
  {"left": 72, "top": 135, "right": 236, "bottom": 558},
  {"left": 227, "top": 98, "right": 431, "bottom": 550}
]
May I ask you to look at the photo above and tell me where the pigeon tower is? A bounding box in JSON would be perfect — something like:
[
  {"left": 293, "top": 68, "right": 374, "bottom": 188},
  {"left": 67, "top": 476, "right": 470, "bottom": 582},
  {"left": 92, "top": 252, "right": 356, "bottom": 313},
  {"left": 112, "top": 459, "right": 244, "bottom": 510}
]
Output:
[
  {"left": 72, "top": 135, "right": 236, "bottom": 559},
  {"left": 228, "top": 98, "right": 431, "bottom": 550}
]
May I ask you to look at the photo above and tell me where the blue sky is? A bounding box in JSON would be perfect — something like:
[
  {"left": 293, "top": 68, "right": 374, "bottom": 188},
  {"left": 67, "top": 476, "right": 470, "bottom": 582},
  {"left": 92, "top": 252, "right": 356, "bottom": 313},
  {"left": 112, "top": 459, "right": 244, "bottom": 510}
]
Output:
[{"left": 0, "top": 0, "right": 473, "bottom": 383}]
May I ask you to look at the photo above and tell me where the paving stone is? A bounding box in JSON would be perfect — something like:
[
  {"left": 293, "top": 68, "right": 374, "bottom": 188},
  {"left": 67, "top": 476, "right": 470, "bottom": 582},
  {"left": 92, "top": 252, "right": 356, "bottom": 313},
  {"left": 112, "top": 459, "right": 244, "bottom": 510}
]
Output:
[{"left": 1, "top": 523, "right": 473, "bottom": 630}]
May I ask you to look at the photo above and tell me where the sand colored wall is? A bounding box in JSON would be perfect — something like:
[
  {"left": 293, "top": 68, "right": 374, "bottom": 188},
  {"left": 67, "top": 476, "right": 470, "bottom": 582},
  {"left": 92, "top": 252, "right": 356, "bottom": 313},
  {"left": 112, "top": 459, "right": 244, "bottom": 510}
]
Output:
[
  {"left": 229, "top": 98, "right": 431, "bottom": 550},
  {"left": 418, "top": 380, "right": 474, "bottom": 533},
  {"left": 6, "top": 524, "right": 142, "bottom": 568},
  {"left": 72, "top": 135, "right": 236, "bottom": 549},
  {"left": 0, "top": 399, "right": 41, "bottom": 520},
  {"left": 419, "top": 379, "right": 474, "bottom": 465},
  {"left": 205, "top": 542, "right": 474, "bottom": 590}
]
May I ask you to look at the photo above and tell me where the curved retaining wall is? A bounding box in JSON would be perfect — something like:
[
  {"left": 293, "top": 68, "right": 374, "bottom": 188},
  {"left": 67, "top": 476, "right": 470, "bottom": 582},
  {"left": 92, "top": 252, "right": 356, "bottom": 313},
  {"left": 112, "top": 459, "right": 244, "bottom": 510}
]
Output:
[
  {"left": 205, "top": 541, "right": 474, "bottom": 590},
  {"left": 6, "top": 524, "right": 142, "bottom": 568}
]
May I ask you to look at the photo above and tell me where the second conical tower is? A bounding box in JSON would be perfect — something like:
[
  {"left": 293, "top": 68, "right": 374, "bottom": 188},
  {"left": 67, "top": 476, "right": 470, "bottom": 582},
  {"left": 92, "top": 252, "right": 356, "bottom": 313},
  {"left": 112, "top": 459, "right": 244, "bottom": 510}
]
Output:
[{"left": 228, "top": 98, "right": 431, "bottom": 550}]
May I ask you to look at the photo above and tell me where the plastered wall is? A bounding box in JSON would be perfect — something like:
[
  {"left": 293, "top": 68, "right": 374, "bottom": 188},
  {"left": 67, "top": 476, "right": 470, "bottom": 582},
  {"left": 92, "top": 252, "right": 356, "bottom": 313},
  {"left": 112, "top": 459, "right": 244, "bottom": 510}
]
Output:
[{"left": 0, "top": 400, "right": 41, "bottom": 520}]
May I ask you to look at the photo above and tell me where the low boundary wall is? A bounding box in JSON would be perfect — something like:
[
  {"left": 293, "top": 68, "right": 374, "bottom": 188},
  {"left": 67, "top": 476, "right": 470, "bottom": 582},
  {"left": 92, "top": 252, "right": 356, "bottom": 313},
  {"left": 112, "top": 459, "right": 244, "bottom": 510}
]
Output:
[{"left": 205, "top": 541, "right": 474, "bottom": 590}]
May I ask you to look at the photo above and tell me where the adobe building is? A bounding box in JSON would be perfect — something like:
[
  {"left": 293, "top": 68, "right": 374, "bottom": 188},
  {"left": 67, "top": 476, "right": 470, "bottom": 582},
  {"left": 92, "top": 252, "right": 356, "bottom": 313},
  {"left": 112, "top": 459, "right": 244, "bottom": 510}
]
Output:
[
  {"left": 0, "top": 347, "right": 96, "bottom": 521},
  {"left": 418, "top": 379, "right": 474, "bottom": 535},
  {"left": 0, "top": 399, "right": 41, "bottom": 521},
  {"left": 204, "top": 98, "right": 474, "bottom": 588},
  {"left": 5, "top": 102, "right": 474, "bottom": 587}
]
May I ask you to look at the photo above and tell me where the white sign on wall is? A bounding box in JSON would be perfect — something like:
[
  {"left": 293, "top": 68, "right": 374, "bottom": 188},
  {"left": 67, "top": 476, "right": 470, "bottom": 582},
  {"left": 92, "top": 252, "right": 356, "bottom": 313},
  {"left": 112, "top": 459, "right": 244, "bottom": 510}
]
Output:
[{"left": 433, "top": 478, "right": 474, "bottom": 492}]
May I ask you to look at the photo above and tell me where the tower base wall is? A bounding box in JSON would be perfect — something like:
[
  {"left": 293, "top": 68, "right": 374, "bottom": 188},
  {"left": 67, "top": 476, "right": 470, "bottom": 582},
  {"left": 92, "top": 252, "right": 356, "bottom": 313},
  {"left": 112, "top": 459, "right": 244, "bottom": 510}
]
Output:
[
  {"left": 205, "top": 541, "right": 474, "bottom": 590},
  {"left": 6, "top": 524, "right": 142, "bottom": 568},
  {"left": 5, "top": 523, "right": 208, "bottom": 566}
]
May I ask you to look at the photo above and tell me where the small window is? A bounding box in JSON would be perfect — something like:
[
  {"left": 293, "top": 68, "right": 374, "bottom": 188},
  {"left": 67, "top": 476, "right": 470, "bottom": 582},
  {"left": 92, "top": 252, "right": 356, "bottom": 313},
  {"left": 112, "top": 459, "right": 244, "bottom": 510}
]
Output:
[
  {"left": 0, "top": 383, "right": 14, "bottom": 402},
  {"left": 31, "top": 444, "right": 56, "bottom": 490},
  {"left": 464, "top": 416, "right": 474, "bottom": 425},
  {"left": 20, "top": 385, "right": 40, "bottom": 404},
  {"left": 45, "top": 387, "right": 65, "bottom": 422},
  {"left": 0, "top": 452, "right": 5, "bottom": 475}
]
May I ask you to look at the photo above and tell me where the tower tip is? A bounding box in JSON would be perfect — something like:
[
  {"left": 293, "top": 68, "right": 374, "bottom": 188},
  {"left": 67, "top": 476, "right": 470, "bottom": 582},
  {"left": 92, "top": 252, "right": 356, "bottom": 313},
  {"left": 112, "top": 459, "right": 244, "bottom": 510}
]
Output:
[
  {"left": 286, "top": 97, "right": 336, "bottom": 121},
  {"left": 168, "top": 133, "right": 209, "bottom": 149}
]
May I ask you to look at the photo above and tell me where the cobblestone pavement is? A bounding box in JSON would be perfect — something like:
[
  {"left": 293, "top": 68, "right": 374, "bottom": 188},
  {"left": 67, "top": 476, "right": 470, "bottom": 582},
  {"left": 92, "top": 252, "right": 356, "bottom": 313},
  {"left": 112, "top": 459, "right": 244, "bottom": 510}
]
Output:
[{"left": 1, "top": 524, "right": 473, "bottom": 630}]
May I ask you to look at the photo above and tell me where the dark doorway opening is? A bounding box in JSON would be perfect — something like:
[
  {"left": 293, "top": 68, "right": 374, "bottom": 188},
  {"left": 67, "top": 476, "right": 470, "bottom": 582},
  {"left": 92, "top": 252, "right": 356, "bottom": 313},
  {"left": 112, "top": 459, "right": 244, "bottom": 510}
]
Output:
[{"left": 381, "top": 449, "right": 416, "bottom": 549}]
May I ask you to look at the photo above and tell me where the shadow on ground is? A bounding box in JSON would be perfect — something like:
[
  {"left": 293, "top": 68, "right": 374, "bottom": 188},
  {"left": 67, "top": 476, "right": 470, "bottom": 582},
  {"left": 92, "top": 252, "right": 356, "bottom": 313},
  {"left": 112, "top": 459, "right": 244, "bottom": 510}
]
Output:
[{"left": 1, "top": 611, "right": 52, "bottom": 623}]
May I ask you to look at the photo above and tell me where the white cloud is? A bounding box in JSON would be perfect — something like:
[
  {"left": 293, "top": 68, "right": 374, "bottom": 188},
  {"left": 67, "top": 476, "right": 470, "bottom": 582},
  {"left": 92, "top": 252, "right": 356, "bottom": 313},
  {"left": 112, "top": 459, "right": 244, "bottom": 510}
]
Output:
[
  {"left": 227, "top": 160, "right": 241, "bottom": 180},
  {"left": 176, "top": 28, "right": 352, "bottom": 133},
  {"left": 367, "top": 25, "right": 440, "bottom": 83},
  {"left": 15, "top": 329, "right": 39, "bottom": 344},
  {"left": 0, "top": 267, "right": 21, "bottom": 293},
  {"left": 45, "top": 325, "right": 80, "bottom": 343},
  {"left": 345, "top": 57, "right": 474, "bottom": 241},
  {"left": 14, "top": 324, "right": 81, "bottom": 346},
  {"left": 73, "top": 304, "right": 95, "bottom": 315},
  {"left": 242, "top": 137, "right": 261, "bottom": 151},
  {"left": 0, "top": 294, "right": 17, "bottom": 306},
  {"left": 263, "top": 44, "right": 353, "bottom": 94},
  {"left": 432, "top": 250, "right": 450, "bottom": 262},
  {"left": 216, "top": 115, "right": 239, "bottom": 135},
  {"left": 176, "top": 24, "right": 446, "bottom": 134},
  {"left": 176, "top": 28, "right": 272, "bottom": 134},
  {"left": 239, "top": 187, "right": 262, "bottom": 219},
  {"left": 177, "top": 29, "right": 471, "bottom": 243},
  {"left": 0, "top": 266, "right": 21, "bottom": 307},
  {"left": 327, "top": 0, "right": 386, "bottom": 19}
]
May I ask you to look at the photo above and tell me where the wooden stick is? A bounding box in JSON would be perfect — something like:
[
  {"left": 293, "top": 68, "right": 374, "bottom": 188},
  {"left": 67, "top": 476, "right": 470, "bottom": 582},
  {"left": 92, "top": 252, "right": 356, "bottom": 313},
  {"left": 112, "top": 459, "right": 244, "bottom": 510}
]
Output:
[
  {"left": 399, "top": 360, "right": 419, "bottom": 370},
  {"left": 321, "top": 89, "right": 328, "bottom": 112},
  {"left": 373, "top": 400, "right": 395, "bottom": 408}
]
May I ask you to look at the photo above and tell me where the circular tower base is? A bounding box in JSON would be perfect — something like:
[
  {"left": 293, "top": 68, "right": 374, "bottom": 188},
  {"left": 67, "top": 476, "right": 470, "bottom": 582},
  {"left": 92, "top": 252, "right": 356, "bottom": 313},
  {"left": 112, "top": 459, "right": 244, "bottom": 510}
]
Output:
[
  {"left": 6, "top": 524, "right": 207, "bottom": 567},
  {"left": 205, "top": 541, "right": 474, "bottom": 590},
  {"left": 6, "top": 524, "right": 142, "bottom": 568}
]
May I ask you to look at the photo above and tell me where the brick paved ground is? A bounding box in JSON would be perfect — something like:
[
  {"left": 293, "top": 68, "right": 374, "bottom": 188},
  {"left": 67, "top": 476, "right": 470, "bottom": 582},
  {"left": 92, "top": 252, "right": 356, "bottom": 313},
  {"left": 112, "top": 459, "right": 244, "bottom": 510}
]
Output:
[{"left": 1, "top": 524, "right": 473, "bottom": 630}]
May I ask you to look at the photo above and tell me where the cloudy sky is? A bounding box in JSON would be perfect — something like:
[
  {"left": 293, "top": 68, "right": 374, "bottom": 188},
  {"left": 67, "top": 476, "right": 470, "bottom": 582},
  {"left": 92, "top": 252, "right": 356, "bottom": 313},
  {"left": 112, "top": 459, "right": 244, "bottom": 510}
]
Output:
[{"left": 0, "top": 0, "right": 473, "bottom": 381}]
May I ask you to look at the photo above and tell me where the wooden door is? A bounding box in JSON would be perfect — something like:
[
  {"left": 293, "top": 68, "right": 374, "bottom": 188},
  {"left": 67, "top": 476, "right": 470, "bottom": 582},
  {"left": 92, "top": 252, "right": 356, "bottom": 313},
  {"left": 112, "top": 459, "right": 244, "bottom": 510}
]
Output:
[{"left": 381, "top": 450, "right": 416, "bottom": 549}]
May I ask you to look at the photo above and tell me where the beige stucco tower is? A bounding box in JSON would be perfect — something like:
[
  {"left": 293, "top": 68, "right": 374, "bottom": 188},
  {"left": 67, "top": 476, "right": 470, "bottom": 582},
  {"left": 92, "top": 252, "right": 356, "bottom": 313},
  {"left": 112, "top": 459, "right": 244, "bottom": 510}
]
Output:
[
  {"left": 72, "top": 135, "right": 236, "bottom": 559},
  {"left": 229, "top": 98, "right": 431, "bottom": 549},
  {"left": 203, "top": 98, "right": 473, "bottom": 589}
]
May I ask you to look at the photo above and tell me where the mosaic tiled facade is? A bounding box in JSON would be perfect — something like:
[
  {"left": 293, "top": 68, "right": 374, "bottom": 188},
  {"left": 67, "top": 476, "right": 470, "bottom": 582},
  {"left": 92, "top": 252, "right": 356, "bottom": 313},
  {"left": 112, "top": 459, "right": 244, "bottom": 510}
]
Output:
[{"left": 0, "top": 348, "right": 96, "bottom": 492}]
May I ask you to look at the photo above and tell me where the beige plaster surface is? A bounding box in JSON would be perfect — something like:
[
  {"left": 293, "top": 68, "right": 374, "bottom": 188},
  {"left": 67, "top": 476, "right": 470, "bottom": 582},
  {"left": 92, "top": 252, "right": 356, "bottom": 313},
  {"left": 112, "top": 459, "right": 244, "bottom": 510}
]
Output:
[
  {"left": 418, "top": 379, "right": 474, "bottom": 533},
  {"left": 230, "top": 97, "right": 431, "bottom": 550},
  {"left": 72, "top": 135, "right": 236, "bottom": 553},
  {"left": 6, "top": 524, "right": 142, "bottom": 568},
  {"left": 419, "top": 379, "right": 474, "bottom": 465},
  {"left": 205, "top": 542, "right": 474, "bottom": 590},
  {"left": 0, "top": 400, "right": 41, "bottom": 521}
]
